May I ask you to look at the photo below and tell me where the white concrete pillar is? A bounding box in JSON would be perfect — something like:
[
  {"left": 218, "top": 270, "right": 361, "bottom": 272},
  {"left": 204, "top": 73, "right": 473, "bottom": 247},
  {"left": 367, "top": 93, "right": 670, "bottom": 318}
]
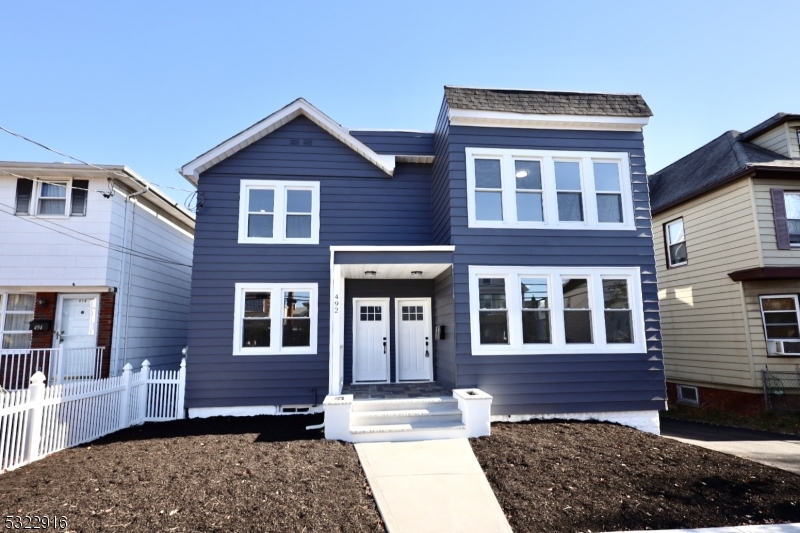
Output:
[
  {"left": 323, "top": 394, "right": 353, "bottom": 441},
  {"left": 453, "top": 389, "right": 493, "bottom": 438}
]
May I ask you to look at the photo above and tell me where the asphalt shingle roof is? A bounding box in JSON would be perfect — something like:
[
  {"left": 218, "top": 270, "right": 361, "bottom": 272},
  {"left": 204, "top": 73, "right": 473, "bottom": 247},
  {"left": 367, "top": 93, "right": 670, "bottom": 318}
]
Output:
[
  {"left": 740, "top": 112, "right": 800, "bottom": 141},
  {"left": 444, "top": 86, "right": 652, "bottom": 117},
  {"left": 648, "top": 130, "right": 798, "bottom": 213}
]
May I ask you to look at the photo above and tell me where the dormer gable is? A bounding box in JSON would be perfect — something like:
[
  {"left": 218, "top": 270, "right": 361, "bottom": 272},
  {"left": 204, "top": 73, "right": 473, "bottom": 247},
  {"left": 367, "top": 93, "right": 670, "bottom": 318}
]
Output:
[
  {"left": 740, "top": 113, "right": 800, "bottom": 159},
  {"left": 179, "top": 98, "right": 396, "bottom": 184}
]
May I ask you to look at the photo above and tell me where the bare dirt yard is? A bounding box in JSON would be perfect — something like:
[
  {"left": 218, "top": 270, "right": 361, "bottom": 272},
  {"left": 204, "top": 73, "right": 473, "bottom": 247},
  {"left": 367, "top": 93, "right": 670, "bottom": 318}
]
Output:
[
  {"left": 0, "top": 415, "right": 385, "bottom": 533},
  {"left": 472, "top": 420, "right": 800, "bottom": 532}
]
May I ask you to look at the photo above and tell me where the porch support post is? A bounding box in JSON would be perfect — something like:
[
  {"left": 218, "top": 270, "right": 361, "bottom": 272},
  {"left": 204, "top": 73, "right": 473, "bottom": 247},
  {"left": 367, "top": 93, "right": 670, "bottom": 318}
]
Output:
[{"left": 329, "top": 263, "right": 344, "bottom": 395}]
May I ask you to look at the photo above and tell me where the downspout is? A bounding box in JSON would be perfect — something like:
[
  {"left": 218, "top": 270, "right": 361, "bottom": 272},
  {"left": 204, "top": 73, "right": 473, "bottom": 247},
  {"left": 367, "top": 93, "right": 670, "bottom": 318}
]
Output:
[{"left": 120, "top": 187, "right": 148, "bottom": 371}]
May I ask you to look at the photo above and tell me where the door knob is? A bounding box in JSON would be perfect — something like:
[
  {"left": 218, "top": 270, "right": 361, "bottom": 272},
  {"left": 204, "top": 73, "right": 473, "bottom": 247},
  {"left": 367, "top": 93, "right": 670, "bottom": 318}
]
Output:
[
  {"left": 383, "top": 337, "right": 387, "bottom": 354},
  {"left": 425, "top": 337, "right": 430, "bottom": 357}
]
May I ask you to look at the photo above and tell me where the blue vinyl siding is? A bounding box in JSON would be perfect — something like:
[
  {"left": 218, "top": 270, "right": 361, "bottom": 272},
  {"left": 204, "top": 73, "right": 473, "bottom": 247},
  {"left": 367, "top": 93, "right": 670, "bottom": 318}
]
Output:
[
  {"left": 350, "top": 131, "right": 434, "bottom": 155},
  {"left": 433, "top": 267, "right": 456, "bottom": 389},
  {"left": 431, "top": 100, "right": 452, "bottom": 245},
  {"left": 444, "top": 123, "right": 665, "bottom": 415},
  {"left": 186, "top": 116, "right": 433, "bottom": 408}
]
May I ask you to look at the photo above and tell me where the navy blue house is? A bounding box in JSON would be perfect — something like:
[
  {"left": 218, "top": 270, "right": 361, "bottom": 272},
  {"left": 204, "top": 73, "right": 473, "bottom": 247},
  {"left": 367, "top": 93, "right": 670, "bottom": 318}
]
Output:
[{"left": 179, "top": 87, "right": 667, "bottom": 438}]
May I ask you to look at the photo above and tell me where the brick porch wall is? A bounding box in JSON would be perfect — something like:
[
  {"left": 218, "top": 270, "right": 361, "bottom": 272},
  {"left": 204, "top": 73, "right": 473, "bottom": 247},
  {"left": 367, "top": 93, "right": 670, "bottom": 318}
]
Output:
[
  {"left": 31, "top": 292, "right": 57, "bottom": 349},
  {"left": 666, "top": 381, "right": 766, "bottom": 415},
  {"left": 97, "top": 292, "right": 115, "bottom": 378}
]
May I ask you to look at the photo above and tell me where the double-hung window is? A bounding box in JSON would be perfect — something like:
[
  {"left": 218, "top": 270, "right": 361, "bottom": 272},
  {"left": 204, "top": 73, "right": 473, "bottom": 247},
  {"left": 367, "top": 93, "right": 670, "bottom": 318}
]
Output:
[
  {"left": 783, "top": 193, "right": 800, "bottom": 245},
  {"left": 760, "top": 295, "right": 800, "bottom": 356},
  {"left": 233, "top": 283, "right": 318, "bottom": 355},
  {"left": 469, "top": 266, "right": 645, "bottom": 355},
  {"left": 465, "top": 148, "right": 634, "bottom": 229},
  {"left": 15, "top": 178, "right": 89, "bottom": 217},
  {"left": 238, "top": 180, "right": 320, "bottom": 244},
  {"left": 665, "top": 218, "right": 688, "bottom": 267},
  {"left": 0, "top": 293, "right": 35, "bottom": 349}
]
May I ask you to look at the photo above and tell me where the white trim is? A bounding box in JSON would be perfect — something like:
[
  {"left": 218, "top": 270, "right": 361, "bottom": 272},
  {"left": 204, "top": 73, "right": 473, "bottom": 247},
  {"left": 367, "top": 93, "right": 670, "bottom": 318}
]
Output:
[
  {"left": 24, "top": 178, "right": 73, "bottom": 218},
  {"left": 189, "top": 405, "right": 323, "bottom": 418},
  {"left": 468, "top": 266, "right": 646, "bottom": 356},
  {"left": 491, "top": 409, "right": 661, "bottom": 435},
  {"left": 449, "top": 108, "right": 649, "bottom": 132},
  {"left": 180, "top": 98, "right": 395, "bottom": 183},
  {"left": 352, "top": 298, "right": 391, "bottom": 383},
  {"left": 232, "top": 282, "right": 318, "bottom": 356},
  {"left": 465, "top": 148, "right": 635, "bottom": 230},
  {"left": 665, "top": 218, "right": 688, "bottom": 267},
  {"left": 330, "top": 245, "right": 456, "bottom": 252},
  {"left": 759, "top": 294, "right": 800, "bottom": 351},
  {"left": 394, "top": 297, "right": 433, "bottom": 382},
  {"left": 238, "top": 180, "right": 320, "bottom": 245}
]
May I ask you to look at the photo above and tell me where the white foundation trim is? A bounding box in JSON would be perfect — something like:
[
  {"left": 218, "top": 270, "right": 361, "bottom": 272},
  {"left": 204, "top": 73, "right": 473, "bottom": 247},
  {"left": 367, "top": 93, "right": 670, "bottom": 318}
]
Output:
[
  {"left": 491, "top": 409, "right": 661, "bottom": 435},
  {"left": 188, "top": 405, "right": 323, "bottom": 419}
]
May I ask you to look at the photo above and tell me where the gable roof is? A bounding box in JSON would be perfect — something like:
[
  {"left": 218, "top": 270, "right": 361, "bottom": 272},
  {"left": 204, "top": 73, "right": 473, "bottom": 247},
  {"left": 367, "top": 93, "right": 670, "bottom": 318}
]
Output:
[
  {"left": 444, "top": 86, "right": 652, "bottom": 117},
  {"left": 740, "top": 112, "right": 800, "bottom": 141},
  {"left": 179, "top": 98, "right": 395, "bottom": 184},
  {"left": 649, "top": 130, "right": 800, "bottom": 214}
]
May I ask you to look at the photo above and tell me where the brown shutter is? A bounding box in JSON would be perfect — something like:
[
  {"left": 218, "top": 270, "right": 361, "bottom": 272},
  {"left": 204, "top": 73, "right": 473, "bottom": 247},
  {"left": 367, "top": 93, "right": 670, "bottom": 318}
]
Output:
[{"left": 771, "top": 188, "right": 791, "bottom": 249}]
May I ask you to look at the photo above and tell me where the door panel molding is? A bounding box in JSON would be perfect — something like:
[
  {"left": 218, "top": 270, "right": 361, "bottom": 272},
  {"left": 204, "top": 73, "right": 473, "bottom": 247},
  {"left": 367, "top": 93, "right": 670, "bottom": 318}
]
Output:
[{"left": 352, "top": 297, "right": 390, "bottom": 383}]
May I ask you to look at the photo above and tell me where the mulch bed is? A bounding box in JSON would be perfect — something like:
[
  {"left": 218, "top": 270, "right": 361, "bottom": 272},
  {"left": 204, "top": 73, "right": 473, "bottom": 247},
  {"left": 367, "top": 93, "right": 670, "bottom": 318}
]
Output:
[
  {"left": 0, "top": 415, "right": 385, "bottom": 533},
  {"left": 472, "top": 420, "right": 800, "bottom": 532}
]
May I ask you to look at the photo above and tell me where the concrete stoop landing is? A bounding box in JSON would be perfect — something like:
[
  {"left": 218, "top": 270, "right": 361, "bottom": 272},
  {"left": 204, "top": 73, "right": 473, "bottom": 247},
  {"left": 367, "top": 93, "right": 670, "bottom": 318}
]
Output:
[{"left": 324, "top": 389, "right": 492, "bottom": 443}]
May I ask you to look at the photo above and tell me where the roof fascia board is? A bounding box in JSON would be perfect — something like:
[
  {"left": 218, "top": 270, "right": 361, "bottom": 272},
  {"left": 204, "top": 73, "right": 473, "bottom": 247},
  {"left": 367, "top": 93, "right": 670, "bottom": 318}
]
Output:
[
  {"left": 448, "top": 108, "right": 649, "bottom": 131},
  {"left": 180, "top": 99, "right": 395, "bottom": 184}
]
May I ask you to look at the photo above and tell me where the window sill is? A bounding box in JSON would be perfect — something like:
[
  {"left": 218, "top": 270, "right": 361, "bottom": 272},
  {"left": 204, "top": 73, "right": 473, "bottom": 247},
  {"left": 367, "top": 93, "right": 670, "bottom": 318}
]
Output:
[
  {"left": 471, "top": 344, "right": 647, "bottom": 356},
  {"left": 668, "top": 262, "right": 688, "bottom": 268}
]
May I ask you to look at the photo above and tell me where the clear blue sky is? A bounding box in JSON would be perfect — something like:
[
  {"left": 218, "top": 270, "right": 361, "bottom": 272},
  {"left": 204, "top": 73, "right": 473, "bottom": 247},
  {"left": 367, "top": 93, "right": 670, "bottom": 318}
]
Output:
[{"left": 1, "top": 0, "right": 797, "bottom": 205}]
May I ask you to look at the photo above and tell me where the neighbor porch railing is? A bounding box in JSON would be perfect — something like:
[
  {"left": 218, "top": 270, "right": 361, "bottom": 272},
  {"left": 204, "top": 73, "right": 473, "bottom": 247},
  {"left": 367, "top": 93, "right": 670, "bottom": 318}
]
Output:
[{"left": 0, "top": 347, "right": 105, "bottom": 391}]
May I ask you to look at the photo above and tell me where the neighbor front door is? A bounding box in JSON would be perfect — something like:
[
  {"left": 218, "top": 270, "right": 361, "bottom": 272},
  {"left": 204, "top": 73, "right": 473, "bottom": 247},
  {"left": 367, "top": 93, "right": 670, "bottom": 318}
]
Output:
[
  {"left": 55, "top": 294, "right": 99, "bottom": 379},
  {"left": 353, "top": 298, "right": 390, "bottom": 383},
  {"left": 396, "top": 298, "right": 432, "bottom": 382}
]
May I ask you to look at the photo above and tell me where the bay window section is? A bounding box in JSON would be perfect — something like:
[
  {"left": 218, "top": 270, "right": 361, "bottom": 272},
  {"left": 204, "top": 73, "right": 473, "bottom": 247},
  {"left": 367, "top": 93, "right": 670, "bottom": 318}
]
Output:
[
  {"left": 603, "top": 279, "right": 633, "bottom": 343},
  {"left": 478, "top": 278, "right": 508, "bottom": 344},
  {"left": 594, "top": 162, "right": 623, "bottom": 223},
  {"left": 233, "top": 283, "right": 317, "bottom": 355},
  {"left": 469, "top": 267, "right": 645, "bottom": 355},
  {"left": 555, "top": 162, "right": 584, "bottom": 222},
  {"left": 474, "top": 159, "right": 503, "bottom": 221},
  {"left": 466, "top": 148, "right": 633, "bottom": 229},
  {"left": 562, "top": 278, "right": 592, "bottom": 343},
  {"left": 521, "top": 278, "right": 550, "bottom": 344}
]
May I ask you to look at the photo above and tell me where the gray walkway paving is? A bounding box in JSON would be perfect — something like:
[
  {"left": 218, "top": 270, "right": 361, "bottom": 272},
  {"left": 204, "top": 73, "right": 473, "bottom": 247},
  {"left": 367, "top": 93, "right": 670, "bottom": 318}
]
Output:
[
  {"left": 660, "top": 418, "right": 800, "bottom": 475},
  {"left": 355, "top": 438, "right": 511, "bottom": 533}
]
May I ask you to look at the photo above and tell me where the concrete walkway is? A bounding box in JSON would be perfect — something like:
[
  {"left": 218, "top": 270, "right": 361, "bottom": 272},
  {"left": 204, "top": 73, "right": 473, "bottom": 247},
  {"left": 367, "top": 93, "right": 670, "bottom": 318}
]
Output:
[
  {"left": 661, "top": 418, "right": 800, "bottom": 475},
  {"left": 355, "top": 438, "right": 512, "bottom": 533},
  {"left": 620, "top": 524, "right": 800, "bottom": 532}
]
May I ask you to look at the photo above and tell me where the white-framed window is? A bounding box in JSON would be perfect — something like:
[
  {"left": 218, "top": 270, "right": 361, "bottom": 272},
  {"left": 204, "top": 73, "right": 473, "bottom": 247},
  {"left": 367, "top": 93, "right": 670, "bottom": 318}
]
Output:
[
  {"left": 665, "top": 218, "right": 688, "bottom": 267},
  {"left": 232, "top": 283, "right": 318, "bottom": 355},
  {"left": 0, "top": 293, "right": 35, "bottom": 349},
  {"left": 760, "top": 295, "right": 800, "bottom": 356},
  {"left": 465, "top": 148, "right": 635, "bottom": 230},
  {"left": 238, "top": 180, "right": 320, "bottom": 244},
  {"left": 14, "top": 178, "right": 89, "bottom": 217},
  {"left": 676, "top": 384, "right": 699, "bottom": 405},
  {"left": 468, "top": 266, "right": 645, "bottom": 355}
]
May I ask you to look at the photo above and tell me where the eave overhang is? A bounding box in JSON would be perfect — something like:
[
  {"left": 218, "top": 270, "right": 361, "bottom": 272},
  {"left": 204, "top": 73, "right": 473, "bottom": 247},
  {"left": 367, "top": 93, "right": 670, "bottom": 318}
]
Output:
[
  {"left": 447, "top": 108, "right": 650, "bottom": 132},
  {"left": 178, "top": 98, "right": 396, "bottom": 185},
  {"left": 729, "top": 267, "right": 800, "bottom": 282}
]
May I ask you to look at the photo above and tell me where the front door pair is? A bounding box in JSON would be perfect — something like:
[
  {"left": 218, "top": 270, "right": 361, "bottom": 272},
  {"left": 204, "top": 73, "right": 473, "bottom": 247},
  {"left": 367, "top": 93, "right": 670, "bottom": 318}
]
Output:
[{"left": 353, "top": 298, "right": 432, "bottom": 383}]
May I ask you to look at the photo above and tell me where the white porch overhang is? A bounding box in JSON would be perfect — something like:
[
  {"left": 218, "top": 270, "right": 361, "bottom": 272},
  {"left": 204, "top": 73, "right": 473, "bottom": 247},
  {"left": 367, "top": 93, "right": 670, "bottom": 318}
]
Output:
[{"left": 328, "top": 246, "right": 455, "bottom": 395}]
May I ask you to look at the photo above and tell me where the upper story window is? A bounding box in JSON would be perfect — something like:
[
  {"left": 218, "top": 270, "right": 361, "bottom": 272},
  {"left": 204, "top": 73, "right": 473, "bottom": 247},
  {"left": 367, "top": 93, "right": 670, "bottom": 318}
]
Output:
[
  {"left": 465, "top": 148, "right": 635, "bottom": 230},
  {"left": 233, "top": 282, "right": 318, "bottom": 355},
  {"left": 238, "top": 180, "right": 320, "bottom": 244},
  {"left": 665, "top": 218, "right": 688, "bottom": 267},
  {"left": 468, "top": 266, "right": 645, "bottom": 355},
  {"left": 15, "top": 178, "right": 89, "bottom": 217},
  {"left": 783, "top": 193, "right": 800, "bottom": 245}
]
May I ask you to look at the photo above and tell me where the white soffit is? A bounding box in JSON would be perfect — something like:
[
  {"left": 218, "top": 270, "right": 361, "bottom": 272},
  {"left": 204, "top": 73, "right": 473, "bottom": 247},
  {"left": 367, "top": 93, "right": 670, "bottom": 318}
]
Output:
[
  {"left": 179, "top": 98, "right": 396, "bottom": 184},
  {"left": 340, "top": 263, "right": 451, "bottom": 280},
  {"left": 448, "top": 108, "right": 650, "bottom": 131}
]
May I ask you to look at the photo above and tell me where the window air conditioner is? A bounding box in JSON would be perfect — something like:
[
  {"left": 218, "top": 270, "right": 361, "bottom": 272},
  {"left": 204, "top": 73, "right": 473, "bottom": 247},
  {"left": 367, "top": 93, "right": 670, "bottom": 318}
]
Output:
[{"left": 767, "top": 340, "right": 800, "bottom": 355}]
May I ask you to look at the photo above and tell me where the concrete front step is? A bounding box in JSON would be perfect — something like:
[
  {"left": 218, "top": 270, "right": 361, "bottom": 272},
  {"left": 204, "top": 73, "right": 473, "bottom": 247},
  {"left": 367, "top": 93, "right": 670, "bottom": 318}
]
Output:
[
  {"left": 351, "top": 418, "right": 467, "bottom": 434},
  {"left": 351, "top": 396, "right": 457, "bottom": 413}
]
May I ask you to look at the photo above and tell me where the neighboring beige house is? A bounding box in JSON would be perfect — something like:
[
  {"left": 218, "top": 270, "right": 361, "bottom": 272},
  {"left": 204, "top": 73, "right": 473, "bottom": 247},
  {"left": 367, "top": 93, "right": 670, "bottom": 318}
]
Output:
[{"left": 649, "top": 113, "right": 800, "bottom": 413}]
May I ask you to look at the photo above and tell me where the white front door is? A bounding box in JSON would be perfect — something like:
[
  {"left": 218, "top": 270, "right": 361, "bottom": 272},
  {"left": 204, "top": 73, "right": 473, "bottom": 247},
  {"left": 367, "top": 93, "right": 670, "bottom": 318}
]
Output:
[
  {"left": 396, "top": 298, "right": 433, "bottom": 382},
  {"left": 55, "top": 294, "right": 99, "bottom": 379},
  {"left": 353, "top": 298, "right": 390, "bottom": 383}
]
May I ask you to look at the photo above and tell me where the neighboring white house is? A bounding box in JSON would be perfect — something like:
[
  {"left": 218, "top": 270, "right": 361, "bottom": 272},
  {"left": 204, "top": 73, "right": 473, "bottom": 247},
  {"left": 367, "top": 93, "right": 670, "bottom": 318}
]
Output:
[{"left": 0, "top": 161, "right": 194, "bottom": 389}]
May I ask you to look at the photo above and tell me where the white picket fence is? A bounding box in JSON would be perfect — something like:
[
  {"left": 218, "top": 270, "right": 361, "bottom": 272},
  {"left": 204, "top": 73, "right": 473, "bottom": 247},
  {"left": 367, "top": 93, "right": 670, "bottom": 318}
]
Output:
[{"left": 0, "top": 358, "right": 185, "bottom": 473}]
